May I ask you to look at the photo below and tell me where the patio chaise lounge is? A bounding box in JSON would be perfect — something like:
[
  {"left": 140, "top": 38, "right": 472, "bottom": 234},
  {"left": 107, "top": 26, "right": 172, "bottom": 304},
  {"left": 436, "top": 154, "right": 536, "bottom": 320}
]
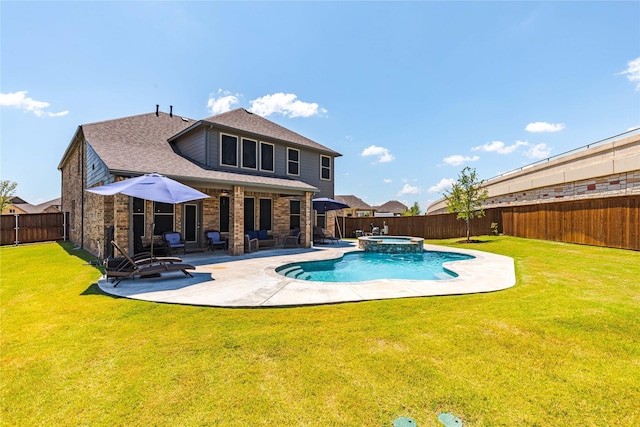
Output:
[{"left": 106, "top": 241, "right": 195, "bottom": 287}]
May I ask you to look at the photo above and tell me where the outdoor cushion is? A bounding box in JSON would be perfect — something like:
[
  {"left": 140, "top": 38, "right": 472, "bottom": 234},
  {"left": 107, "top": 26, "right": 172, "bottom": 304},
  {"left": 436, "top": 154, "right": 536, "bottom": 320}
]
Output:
[
  {"left": 247, "top": 230, "right": 259, "bottom": 240},
  {"left": 258, "top": 230, "right": 269, "bottom": 240}
]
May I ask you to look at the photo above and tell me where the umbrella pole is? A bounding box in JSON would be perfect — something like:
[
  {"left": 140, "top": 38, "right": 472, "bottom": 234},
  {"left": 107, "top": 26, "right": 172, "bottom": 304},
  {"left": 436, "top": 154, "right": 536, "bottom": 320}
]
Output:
[{"left": 335, "top": 211, "right": 343, "bottom": 239}]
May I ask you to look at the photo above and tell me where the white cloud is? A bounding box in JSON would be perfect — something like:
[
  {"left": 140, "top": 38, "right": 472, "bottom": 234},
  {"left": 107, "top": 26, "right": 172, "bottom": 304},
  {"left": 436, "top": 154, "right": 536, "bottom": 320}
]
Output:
[
  {"left": 525, "top": 122, "right": 565, "bottom": 133},
  {"left": 207, "top": 89, "right": 240, "bottom": 115},
  {"left": 361, "top": 145, "right": 395, "bottom": 163},
  {"left": 472, "top": 140, "right": 528, "bottom": 154},
  {"left": 0, "top": 91, "right": 68, "bottom": 117},
  {"left": 618, "top": 56, "right": 640, "bottom": 91},
  {"left": 428, "top": 178, "right": 455, "bottom": 194},
  {"left": 383, "top": 179, "right": 392, "bottom": 184},
  {"left": 524, "top": 143, "right": 552, "bottom": 159},
  {"left": 249, "top": 92, "right": 327, "bottom": 118},
  {"left": 443, "top": 155, "right": 479, "bottom": 166},
  {"left": 397, "top": 183, "right": 420, "bottom": 196}
]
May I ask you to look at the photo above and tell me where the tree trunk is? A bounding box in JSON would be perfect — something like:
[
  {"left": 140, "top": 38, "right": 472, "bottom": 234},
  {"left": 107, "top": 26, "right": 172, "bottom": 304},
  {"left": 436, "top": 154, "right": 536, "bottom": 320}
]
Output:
[{"left": 466, "top": 218, "right": 470, "bottom": 242}]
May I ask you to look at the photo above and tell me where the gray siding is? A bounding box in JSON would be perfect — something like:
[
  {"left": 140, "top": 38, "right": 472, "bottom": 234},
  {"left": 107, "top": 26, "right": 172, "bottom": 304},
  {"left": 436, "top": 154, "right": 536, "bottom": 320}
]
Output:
[
  {"left": 174, "top": 129, "right": 206, "bottom": 163},
  {"left": 86, "top": 143, "right": 111, "bottom": 187},
  {"left": 203, "top": 126, "right": 335, "bottom": 197}
]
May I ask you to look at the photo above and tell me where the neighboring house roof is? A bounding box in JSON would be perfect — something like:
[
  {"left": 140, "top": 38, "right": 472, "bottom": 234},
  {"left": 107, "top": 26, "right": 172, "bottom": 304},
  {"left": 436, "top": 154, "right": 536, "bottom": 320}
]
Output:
[
  {"left": 61, "top": 110, "right": 322, "bottom": 193},
  {"left": 334, "top": 195, "right": 373, "bottom": 210},
  {"left": 373, "top": 200, "right": 408, "bottom": 214},
  {"left": 3, "top": 197, "right": 61, "bottom": 214},
  {"left": 174, "top": 108, "right": 341, "bottom": 157}
]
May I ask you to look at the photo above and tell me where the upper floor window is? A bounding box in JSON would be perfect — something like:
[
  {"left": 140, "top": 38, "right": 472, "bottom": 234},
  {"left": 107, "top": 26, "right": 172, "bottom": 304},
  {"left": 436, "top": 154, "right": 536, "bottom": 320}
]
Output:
[
  {"left": 320, "top": 155, "right": 331, "bottom": 181},
  {"left": 260, "top": 142, "right": 275, "bottom": 172},
  {"left": 242, "top": 138, "right": 257, "bottom": 169},
  {"left": 220, "top": 134, "right": 238, "bottom": 167},
  {"left": 287, "top": 148, "right": 300, "bottom": 176}
]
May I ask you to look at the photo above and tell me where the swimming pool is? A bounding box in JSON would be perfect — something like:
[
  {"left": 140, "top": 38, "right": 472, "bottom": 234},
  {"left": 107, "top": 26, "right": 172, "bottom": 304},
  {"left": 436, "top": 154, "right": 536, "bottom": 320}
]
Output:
[{"left": 276, "top": 250, "right": 475, "bottom": 282}]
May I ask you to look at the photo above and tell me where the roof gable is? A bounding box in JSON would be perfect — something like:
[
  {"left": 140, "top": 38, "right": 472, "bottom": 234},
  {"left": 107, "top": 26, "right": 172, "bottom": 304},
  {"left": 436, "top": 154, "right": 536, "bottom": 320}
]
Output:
[
  {"left": 199, "top": 108, "right": 341, "bottom": 156},
  {"left": 334, "top": 195, "right": 372, "bottom": 210}
]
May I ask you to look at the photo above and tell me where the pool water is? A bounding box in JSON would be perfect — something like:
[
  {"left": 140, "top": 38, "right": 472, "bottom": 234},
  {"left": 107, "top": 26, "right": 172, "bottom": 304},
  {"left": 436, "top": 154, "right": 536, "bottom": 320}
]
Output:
[{"left": 276, "top": 251, "right": 475, "bottom": 282}]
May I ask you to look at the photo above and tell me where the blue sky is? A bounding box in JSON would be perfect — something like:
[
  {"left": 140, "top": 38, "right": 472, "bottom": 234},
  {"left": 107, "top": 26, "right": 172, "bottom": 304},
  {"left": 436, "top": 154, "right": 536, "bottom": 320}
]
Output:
[{"left": 2, "top": 1, "right": 639, "bottom": 211}]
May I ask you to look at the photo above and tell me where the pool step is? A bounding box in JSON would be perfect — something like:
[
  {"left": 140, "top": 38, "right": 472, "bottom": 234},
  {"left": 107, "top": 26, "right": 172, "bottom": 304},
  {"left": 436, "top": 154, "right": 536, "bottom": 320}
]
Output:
[{"left": 278, "top": 266, "right": 301, "bottom": 277}]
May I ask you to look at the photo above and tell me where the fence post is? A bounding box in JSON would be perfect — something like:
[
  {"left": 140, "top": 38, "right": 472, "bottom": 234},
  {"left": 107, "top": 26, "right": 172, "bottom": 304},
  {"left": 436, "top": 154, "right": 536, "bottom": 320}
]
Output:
[
  {"left": 14, "top": 214, "right": 19, "bottom": 245},
  {"left": 63, "top": 212, "right": 68, "bottom": 241}
]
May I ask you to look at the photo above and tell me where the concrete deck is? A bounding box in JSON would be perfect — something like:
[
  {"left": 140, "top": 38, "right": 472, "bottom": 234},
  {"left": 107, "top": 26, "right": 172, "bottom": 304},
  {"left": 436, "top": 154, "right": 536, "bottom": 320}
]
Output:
[{"left": 97, "top": 242, "right": 516, "bottom": 307}]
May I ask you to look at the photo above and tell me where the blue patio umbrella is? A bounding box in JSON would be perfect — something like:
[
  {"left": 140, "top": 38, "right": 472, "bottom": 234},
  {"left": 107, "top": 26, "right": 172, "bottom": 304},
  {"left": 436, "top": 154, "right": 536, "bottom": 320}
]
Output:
[
  {"left": 87, "top": 173, "right": 209, "bottom": 204},
  {"left": 312, "top": 197, "right": 349, "bottom": 213},
  {"left": 312, "top": 197, "right": 349, "bottom": 239}
]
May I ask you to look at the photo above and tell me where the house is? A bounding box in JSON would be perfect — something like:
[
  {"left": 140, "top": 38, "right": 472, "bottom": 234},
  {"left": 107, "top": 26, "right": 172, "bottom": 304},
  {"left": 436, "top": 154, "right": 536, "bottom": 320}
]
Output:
[
  {"left": 58, "top": 107, "right": 341, "bottom": 256},
  {"left": 334, "top": 195, "right": 375, "bottom": 218},
  {"left": 372, "top": 200, "right": 407, "bottom": 216},
  {"left": 2, "top": 197, "right": 62, "bottom": 215}
]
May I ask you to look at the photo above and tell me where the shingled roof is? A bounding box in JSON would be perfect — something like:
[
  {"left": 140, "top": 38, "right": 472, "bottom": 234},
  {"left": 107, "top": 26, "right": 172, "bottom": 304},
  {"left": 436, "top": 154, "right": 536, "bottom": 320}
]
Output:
[
  {"left": 373, "top": 200, "right": 408, "bottom": 214},
  {"left": 334, "top": 195, "right": 372, "bottom": 210},
  {"left": 173, "top": 108, "right": 341, "bottom": 156},
  {"left": 61, "top": 111, "right": 320, "bottom": 192}
]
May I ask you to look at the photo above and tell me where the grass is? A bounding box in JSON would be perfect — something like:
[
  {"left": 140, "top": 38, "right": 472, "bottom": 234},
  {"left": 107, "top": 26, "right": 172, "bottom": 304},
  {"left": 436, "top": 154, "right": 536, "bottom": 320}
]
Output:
[{"left": 1, "top": 237, "right": 639, "bottom": 426}]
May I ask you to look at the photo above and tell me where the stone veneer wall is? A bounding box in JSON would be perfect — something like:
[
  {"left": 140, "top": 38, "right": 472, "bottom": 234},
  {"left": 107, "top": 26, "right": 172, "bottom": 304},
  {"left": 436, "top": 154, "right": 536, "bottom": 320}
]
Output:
[{"left": 484, "top": 171, "right": 640, "bottom": 209}]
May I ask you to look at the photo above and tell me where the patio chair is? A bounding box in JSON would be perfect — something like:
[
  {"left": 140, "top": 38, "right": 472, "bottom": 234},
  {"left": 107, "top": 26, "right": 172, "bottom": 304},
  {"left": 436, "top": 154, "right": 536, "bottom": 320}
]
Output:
[
  {"left": 283, "top": 229, "right": 301, "bottom": 248},
  {"left": 321, "top": 228, "right": 340, "bottom": 244},
  {"left": 206, "top": 230, "right": 227, "bottom": 252},
  {"left": 245, "top": 234, "right": 259, "bottom": 253},
  {"left": 162, "top": 231, "right": 186, "bottom": 255},
  {"left": 106, "top": 241, "right": 195, "bottom": 287}
]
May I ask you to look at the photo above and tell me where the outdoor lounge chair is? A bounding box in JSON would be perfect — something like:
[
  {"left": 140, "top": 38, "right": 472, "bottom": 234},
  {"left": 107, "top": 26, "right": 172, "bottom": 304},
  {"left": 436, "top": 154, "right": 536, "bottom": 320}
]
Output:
[
  {"left": 320, "top": 228, "right": 339, "bottom": 244},
  {"left": 162, "top": 231, "right": 186, "bottom": 255},
  {"left": 206, "top": 230, "right": 227, "bottom": 252},
  {"left": 245, "top": 234, "right": 259, "bottom": 253},
  {"left": 106, "top": 241, "right": 195, "bottom": 287},
  {"left": 283, "top": 230, "right": 301, "bottom": 248}
]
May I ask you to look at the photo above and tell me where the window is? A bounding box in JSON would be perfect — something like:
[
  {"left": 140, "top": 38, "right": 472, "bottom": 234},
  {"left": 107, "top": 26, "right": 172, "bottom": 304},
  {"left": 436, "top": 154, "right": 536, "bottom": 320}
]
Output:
[
  {"left": 260, "top": 142, "right": 274, "bottom": 172},
  {"left": 220, "top": 134, "right": 238, "bottom": 166},
  {"left": 320, "top": 155, "right": 331, "bottom": 181},
  {"left": 316, "top": 212, "right": 326, "bottom": 228},
  {"left": 287, "top": 148, "right": 300, "bottom": 175},
  {"left": 219, "top": 196, "right": 230, "bottom": 233},
  {"left": 259, "top": 198, "right": 272, "bottom": 231},
  {"left": 244, "top": 197, "right": 255, "bottom": 231},
  {"left": 289, "top": 200, "right": 300, "bottom": 230},
  {"left": 153, "top": 202, "right": 174, "bottom": 235},
  {"left": 242, "top": 138, "right": 257, "bottom": 169},
  {"left": 132, "top": 197, "right": 145, "bottom": 238}
]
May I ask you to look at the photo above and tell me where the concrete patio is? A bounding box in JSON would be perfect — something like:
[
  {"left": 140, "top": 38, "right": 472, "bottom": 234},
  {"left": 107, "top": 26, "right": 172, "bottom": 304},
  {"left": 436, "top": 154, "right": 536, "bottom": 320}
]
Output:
[{"left": 97, "top": 241, "right": 516, "bottom": 307}]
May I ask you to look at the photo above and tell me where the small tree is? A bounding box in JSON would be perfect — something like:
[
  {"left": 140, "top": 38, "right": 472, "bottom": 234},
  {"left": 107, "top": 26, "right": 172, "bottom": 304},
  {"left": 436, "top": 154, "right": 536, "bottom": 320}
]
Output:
[
  {"left": 0, "top": 180, "right": 18, "bottom": 213},
  {"left": 403, "top": 202, "right": 421, "bottom": 216},
  {"left": 444, "top": 167, "right": 488, "bottom": 242}
]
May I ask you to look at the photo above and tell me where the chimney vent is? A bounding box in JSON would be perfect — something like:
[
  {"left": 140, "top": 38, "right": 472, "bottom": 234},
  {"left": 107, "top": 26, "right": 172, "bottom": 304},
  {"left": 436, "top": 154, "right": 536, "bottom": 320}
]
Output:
[
  {"left": 170, "top": 105, "right": 173, "bottom": 118},
  {"left": 155, "top": 104, "right": 159, "bottom": 117}
]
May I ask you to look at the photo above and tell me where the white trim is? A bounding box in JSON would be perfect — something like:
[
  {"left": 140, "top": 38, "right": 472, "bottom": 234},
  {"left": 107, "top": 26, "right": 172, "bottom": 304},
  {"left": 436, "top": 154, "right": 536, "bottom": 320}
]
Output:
[
  {"left": 287, "top": 147, "right": 300, "bottom": 176},
  {"left": 259, "top": 141, "right": 275, "bottom": 173},
  {"left": 320, "top": 154, "right": 331, "bottom": 181},
  {"left": 219, "top": 133, "right": 238, "bottom": 167},
  {"left": 241, "top": 137, "right": 258, "bottom": 170}
]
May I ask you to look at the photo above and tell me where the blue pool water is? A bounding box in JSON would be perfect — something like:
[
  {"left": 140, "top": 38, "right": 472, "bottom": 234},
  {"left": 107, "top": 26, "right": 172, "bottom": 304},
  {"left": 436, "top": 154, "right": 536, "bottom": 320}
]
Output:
[{"left": 276, "top": 251, "right": 475, "bottom": 282}]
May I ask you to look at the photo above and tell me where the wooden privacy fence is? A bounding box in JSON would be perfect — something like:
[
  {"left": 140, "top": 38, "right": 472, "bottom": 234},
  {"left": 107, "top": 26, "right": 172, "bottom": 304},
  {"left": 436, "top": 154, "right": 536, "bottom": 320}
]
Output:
[
  {"left": 340, "top": 209, "right": 501, "bottom": 240},
  {"left": 340, "top": 195, "right": 639, "bottom": 251},
  {"left": 501, "top": 196, "right": 639, "bottom": 251},
  {"left": 0, "top": 213, "right": 67, "bottom": 246}
]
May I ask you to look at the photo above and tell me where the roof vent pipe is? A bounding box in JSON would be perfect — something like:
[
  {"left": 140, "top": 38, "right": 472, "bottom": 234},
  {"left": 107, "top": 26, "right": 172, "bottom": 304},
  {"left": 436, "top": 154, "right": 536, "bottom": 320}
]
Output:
[
  {"left": 156, "top": 104, "right": 159, "bottom": 116},
  {"left": 170, "top": 105, "right": 173, "bottom": 117}
]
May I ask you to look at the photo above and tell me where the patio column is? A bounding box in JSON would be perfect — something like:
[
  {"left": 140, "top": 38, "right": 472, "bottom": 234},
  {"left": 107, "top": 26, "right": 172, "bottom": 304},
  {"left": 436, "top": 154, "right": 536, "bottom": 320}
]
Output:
[
  {"left": 113, "top": 193, "right": 130, "bottom": 255},
  {"left": 229, "top": 185, "right": 245, "bottom": 256},
  {"left": 300, "top": 191, "right": 312, "bottom": 248}
]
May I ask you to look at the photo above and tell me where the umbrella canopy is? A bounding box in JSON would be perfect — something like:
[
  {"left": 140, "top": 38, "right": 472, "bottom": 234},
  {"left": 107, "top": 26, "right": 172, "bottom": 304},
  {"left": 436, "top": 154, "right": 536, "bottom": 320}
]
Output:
[
  {"left": 87, "top": 173, "right": 209, "bottom": 204},
  {"left": 312, "top": 197, "right": 349, "bottom": 213}
]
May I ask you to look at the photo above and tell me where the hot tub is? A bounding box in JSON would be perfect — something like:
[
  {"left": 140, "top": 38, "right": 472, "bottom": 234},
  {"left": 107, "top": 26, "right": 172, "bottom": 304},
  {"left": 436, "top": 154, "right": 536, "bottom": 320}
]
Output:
[{"left": 357, "top": 235, "right": 424, "bottom": 254}]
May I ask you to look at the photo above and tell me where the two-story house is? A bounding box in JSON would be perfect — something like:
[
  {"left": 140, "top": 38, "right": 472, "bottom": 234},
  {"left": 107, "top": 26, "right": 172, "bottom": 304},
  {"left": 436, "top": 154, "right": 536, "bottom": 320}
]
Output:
[{"left": 58, "top": 107, "right": 341, "bottom": 256}]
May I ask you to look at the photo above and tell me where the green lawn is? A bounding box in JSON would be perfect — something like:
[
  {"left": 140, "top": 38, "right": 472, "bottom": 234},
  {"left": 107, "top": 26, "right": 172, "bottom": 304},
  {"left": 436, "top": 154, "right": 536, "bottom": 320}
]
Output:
[{"left": 1, "top": 237, "right": 638, "bottom": 426}]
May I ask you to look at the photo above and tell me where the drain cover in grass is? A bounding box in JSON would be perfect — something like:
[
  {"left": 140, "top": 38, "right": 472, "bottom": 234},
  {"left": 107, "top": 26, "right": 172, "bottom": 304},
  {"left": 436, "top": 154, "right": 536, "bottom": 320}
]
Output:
[
  {"left": 438, "top": 412, "right": 462, "bottom": 426},
  {"left": 393, "top": 416, "right": 417, "bottom": 427}
]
